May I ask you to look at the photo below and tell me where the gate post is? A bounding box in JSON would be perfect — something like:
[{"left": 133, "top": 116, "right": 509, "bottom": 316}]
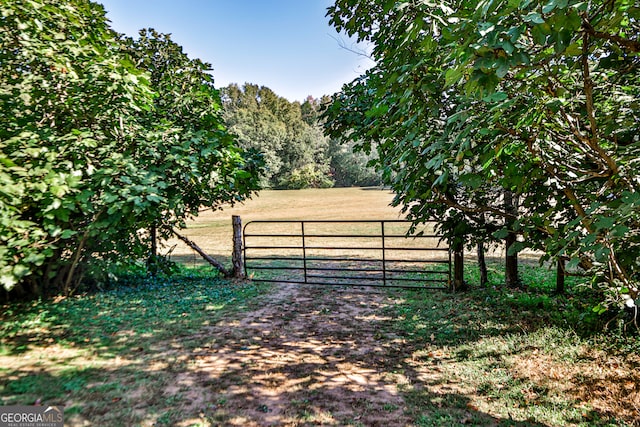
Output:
[{"left": 232, "top": 215, "right": 245, "bottom": 279}]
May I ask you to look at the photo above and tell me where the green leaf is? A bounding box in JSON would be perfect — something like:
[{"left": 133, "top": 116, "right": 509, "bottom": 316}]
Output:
[
  {"left": 365, "top": 104, "right": 389, "bottom": 118},
  {"left": 524, "top": 12, "right": 545, "bottom": 24},
  {"left": 493, "top": 229, "right": 510, "bottom": 239},
  {"left": 496, "top": 58, "right": 510, "bottom": 78},
  {"left": 12, "top": 264, "right": 30, "bottom": 279},
  {"left": 445, "top": 67, "right": 464, "bottom": 86},
  {"left": 60, "top": 229, "right": 76, "bottom": 239},
  {"left": 609, "top": 225, "right": 629, "bottom": 237},
  {"left": 554, "top": 29, "right": 573, "bottom": 53},
  {"left": 592, "top": 303, "right": 608, "bottom": 315},
  {"left": 594, "top": 216, "right": 616, "bottom": 230},
  {"left": 458, "top": 173, "right": 484, "bottom": 189},
  {"left": 483, "top": 91, "right": 508, "bottom": 102}
]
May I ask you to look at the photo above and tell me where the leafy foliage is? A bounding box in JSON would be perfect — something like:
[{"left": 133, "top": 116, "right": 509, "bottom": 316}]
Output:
[
  {"left": 324, "top": 0, "right": 640, "bottom": 314},
  {"left": 0, "top": 0, "right": 262, "bottom": 296},
  {"left": 280, "top": 163, "right": 334, "bottom": 189},
  {"left": 122, "top": 29, "right": 264, "bottom": 232},
  {"left": 329, "top": 138, "right": 382, "bottom": 187}
]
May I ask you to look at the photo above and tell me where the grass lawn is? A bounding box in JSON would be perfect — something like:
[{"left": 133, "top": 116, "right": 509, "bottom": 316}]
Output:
[
  {"left": 0, "top": 270, "right": 268, "bottom": 426},
  {"left": 1, "top": 188, "right": 639, "bottom": 426},
  {"left": 389, "top": 263, "right": 640, "bottom": 426}
]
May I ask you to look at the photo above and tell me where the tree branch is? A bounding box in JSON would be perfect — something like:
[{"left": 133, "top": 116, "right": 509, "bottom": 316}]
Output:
[
  {"left": 582, "top": 21, "right": 640, "bottom": 53},
  {"left": 433, "top": 188, "right": 518, "bottom": 221},
  {"left": 581, "top": 20, "right": 620, "bottom": 177},
  {"left": 328, "top": 33, "right": 374, "bottom": 60},
  {"left": 171, "top": 228, "right": 230, "bottom": 276}
]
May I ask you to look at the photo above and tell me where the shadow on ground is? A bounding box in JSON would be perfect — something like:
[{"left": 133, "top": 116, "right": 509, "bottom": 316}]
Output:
[{"left": 2, "top": 279, "right": 635, "bottom": 426}]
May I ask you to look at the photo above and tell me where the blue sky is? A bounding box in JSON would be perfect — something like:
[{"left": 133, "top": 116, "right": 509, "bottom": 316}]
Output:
[{"left": 98, "top": 0, "right": 374, "bottom": 102}]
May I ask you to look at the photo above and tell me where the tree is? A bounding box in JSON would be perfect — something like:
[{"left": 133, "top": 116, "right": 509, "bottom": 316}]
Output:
[
  {"left": 123, "top": 29, "right": 263, "bottom": 247},
  {"left": 328, "top": 137, "right": 382, "bottom": 187},
  {"left": 0, "top": 1, "right": 262, "bottom": 297},
  {"left": 221, "top": 84, "right": 288, "bottom": 186},
  {"left": 1, "top": 0, "right": 152, "bottom": 295},
  {"left": 221, "top": 84, "right": 333, "bottom": 189},
  {"left": 324, "top": 0, "right": 640, "bottom": 314}
]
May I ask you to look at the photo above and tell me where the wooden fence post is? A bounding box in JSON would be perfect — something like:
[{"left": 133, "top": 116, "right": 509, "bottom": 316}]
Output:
[{"left": 232, "top": 215, "right": 245, "bottom": 279}]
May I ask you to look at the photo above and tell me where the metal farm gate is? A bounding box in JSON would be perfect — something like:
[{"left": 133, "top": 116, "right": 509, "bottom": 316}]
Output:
[{"left": 243, "top": 220, "right": 451, "bottom": 289}]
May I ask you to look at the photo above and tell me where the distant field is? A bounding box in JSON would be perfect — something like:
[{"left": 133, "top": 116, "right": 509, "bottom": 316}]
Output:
[
  {"left": 165, "top": 187, "right": 538, "bottom": 270},
  {"left": 164, "top": 187, "right": 404, "bottom": 266}
]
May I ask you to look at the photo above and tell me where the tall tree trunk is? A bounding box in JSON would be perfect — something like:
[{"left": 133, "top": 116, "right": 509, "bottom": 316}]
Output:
[
  {"left": 477, "top": 212, "right": 488, "bottom": 287},
  {"left": 453, "top": 240, "right": 466, "bottom": 291},
  {"left": 504, "top": 190, "right": 521, "bottom": 288},
  {"left": 477, "top": 242, "right": 488, "bottom": 286},
  {"left": 148, "top": 224, "right": 158, "bottom": 276},
  {"left": 63, "top": 230, "right": 90, "bottom": 296},
  {"left": 151, "top": 225, "right": 157, "bottom": 258}
]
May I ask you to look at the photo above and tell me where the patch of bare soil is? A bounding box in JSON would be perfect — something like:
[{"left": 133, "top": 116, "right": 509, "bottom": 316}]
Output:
[{"left": 162, "top": 284, "right": 417, "bottom": 426}]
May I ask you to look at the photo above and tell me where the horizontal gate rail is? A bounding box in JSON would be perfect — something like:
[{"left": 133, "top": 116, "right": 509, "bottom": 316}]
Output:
[{"left": 243, "top": 220, "right": 450, "bottom": 289}]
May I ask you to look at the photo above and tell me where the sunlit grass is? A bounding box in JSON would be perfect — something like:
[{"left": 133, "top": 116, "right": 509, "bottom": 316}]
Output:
[
  {"left": 388, "top": 263, "right": 640, "bottom": 426},
  {"left": 0, "top": 268, "right": 269, "bottom": 425}
]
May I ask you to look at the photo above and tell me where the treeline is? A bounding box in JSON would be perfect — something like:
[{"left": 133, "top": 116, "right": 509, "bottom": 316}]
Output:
[{"left": 221, "top": 84, "right": 380, "bottom": 189}]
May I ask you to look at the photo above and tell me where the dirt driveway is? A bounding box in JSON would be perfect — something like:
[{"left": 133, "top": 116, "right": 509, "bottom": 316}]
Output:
[{"left": 171, "top": 283, "right": 446, "bottom": 427}]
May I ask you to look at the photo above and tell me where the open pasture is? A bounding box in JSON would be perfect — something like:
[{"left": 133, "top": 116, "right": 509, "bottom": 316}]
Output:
[
  {"left": 166, "top": 188, "right": 453, "bottom": 287},
  {"left": 164, "top": 187, "right": 405, "bottom": 266},
  {"left": 165, "top": 187, "right": 534, "bottom": 275},
  {"left": 161, "top": 187, "right": 539, "bottom": 280}
]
